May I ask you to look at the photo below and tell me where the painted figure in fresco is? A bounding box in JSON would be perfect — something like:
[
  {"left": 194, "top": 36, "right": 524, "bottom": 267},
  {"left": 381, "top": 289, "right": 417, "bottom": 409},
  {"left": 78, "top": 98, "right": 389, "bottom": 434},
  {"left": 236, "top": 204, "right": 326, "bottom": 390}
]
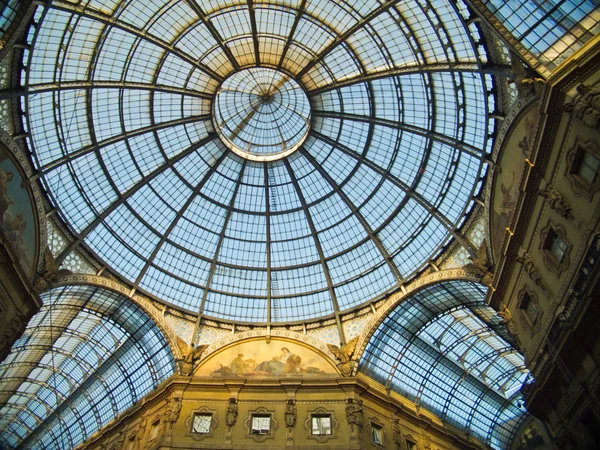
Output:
[
  {"left": 254, "top": 347, "right": 301, "bottom": 375},
  {"left": 492, "top": 171, "right": 517, "bottom": 258},
  {"left": 0, "top": 168, "right": 14, "bottom": 222},
  {"left": 209, "top": 345, "right": 326, "bottom": 376},
  {"left": 231, "top": 353, "right": 247, "bottom": 374}
]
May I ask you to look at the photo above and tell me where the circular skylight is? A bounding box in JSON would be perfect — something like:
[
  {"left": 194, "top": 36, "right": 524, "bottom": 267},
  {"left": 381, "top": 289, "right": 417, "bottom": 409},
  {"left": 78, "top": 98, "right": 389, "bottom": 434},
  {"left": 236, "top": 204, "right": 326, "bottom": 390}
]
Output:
[
  {"left": 23, "top": 0, "right": 494, "bottom": 323},
  {"left": 214, "top": 67, "right": 310, "bottom": 161}
]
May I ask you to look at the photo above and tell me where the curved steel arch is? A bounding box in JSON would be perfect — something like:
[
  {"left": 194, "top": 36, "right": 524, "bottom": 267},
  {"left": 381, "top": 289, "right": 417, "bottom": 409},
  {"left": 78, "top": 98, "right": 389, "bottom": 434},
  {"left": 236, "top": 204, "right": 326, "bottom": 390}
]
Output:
[
  {"left": 22, "top": 0, "right": 496, "bottom": 325},
  {"left": 358, "top": 280, "right": 529, "bottom": 449},
  {"left": 0, "top": 284, "right": 176, "bottom": 449}
]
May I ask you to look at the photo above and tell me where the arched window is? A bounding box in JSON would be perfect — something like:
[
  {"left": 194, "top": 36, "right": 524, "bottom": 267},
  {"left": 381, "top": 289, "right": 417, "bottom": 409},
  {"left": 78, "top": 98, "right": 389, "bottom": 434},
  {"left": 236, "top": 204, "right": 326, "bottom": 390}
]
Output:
[
  {"left": 0, "top": 285, "right": 176, "bottom": 449},
  {"left": 360, "top": 280, "right": 529, "bottom": 449}
]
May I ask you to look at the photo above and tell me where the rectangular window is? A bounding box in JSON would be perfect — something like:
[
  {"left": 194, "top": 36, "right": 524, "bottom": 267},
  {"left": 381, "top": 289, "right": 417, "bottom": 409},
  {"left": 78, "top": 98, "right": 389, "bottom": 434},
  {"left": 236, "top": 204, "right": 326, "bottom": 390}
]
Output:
[
  {"left": 520, "top": 293, "right": 539, "bottom": 325},
  {"left": 544, "top": 229, "right": 567, "bottom": 263},
  {"left": 149, "top": 420, "right": 160, "bottom": 440},
  {"left": 192, "top": 413, "right": 212, "bottom": 434},
  {"left": 251, "top": 414, "right": 271, "bottom": 434},
  {"left": 312, "top": 415, "right": 332, "bottom": 435},
  {"left": 574, "top": 149, "right": 600, "bottom": 186},
  {"left": 372, "top": 423, "right": 384, "bottom": 445}
]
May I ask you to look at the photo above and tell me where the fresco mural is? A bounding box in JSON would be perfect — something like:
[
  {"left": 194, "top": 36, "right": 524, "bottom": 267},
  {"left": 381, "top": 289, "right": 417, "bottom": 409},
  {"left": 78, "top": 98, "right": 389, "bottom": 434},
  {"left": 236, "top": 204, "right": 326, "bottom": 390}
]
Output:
[
  {"left": 491, "top": 105, "right": 540, "bottom": 261},
  {"left": 196, "top": 338, "right": 337, "bottom": 377},
  {"left": 0, "top": 147, "right": 35, "bottom": 275}
]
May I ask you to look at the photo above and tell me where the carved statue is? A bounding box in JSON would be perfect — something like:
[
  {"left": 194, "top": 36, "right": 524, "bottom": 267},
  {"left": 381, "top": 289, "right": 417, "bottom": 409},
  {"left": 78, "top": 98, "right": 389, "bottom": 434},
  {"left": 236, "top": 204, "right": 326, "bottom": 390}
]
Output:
[
  {"left": 226, "top": 398, "right": 238, "bottom": 429},
  {"left": 35, "top": 247, "right": 72, "bottom": 292},
  {"left": 345, "top": 399, "right": 363, "bottom": 431},
  {"left": 564, "top": 84, "right": 600, "bottom": 130},
  {"left": 516, "top": 253, "right": 547, "bottom": 291},
  {"left": 163, "top": 397, "right": 182, "bottom": 429},
  {"left": 284, "top": 399, "right": 296, "bottom": 428},
  {"left": 423, "top": 435, "right": 432, "bottom": 450},
  {"left": 392, "top": 418, "right": 402, "bottom": 450},
  {"left": 328, "top": 336, "right": 359, "bottom": 376},
  {"left": 539, "top": 186, "right": 575, "bottom": 220},
  {"left": 109, "top": 431, "right": 125, "bottom": 450},
  {"left": 463, "top": 241, "right": 494, "bottom": 285},
  {"left": 510, "top": 52, "right": 545, "bottom": 98},
  {"left": 137, "top": 417, "right": 147, "bottom": 444},
  {"left": 177, "top": 336, "right": 208, "bottom": 376}
]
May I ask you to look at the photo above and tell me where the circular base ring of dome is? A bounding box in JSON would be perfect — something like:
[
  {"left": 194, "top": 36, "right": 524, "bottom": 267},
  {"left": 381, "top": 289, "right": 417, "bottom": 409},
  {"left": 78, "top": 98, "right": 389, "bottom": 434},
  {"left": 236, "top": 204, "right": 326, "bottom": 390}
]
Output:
[{"left": 212, "top": 67, "right": 311, "bottom": 162}]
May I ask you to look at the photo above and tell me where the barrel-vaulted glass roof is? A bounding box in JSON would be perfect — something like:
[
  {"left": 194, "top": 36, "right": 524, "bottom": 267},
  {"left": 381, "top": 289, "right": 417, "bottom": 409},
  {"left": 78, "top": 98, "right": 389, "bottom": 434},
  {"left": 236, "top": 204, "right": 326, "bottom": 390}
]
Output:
[
  {"left": 22, "top": 0, "right": 495, "bottom": 323},
  {"left": 0, "top": 285, "right": 176, "bottom": 449},
  {"left": 360, "top": 280, "right": 529, "bottom": 449}
]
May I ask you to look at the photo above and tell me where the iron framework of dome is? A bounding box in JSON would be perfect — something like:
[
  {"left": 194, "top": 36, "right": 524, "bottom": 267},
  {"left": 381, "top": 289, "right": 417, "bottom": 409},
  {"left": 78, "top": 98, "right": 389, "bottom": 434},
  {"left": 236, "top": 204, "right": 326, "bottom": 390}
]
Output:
[{"left": 21, "top": 0, "right": 496, "bottom": 323}]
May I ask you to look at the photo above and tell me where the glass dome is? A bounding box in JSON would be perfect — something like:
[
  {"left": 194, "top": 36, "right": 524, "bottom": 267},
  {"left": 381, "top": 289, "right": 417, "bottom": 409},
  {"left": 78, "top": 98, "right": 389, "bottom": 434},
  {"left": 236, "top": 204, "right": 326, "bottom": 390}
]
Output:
[{"left": 22, "top": 0, "right": 495, "bottom": 323}]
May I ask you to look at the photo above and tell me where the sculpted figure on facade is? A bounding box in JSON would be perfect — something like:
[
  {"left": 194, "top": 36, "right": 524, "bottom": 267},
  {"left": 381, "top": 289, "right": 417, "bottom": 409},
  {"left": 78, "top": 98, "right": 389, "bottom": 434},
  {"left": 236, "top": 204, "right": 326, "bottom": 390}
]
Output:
[
  {"left": 516, "top": 253, "right": 547, "bottom": 291},
  {"left": 345, "top": 399, "right": 363, "bottom": 431},
  {"left": 328, "top": 335, "right": 359, "bottom": 376},
  {"left": 226, "top": 398, "right": 238, "bottom": 429},
  {"left": 539, "top": 186, "right": 574, "bottom": 220},
  {"left": 163, "top": 397, "right": 182, "bottom": 429},
  {"left": 285, "top": 399, "right": 296, "bottom": 429},
  {"left": 464, "top": 240, "right": 494, "bottom": 286},
  {"left": 35, "top": 247, "right": 72, "bottom": 292},
  {"left": 564, "top": 84, "right": 600, "bottom": 130},
  {"left": 392, "top": 418, "right": 402, "bottom": 450},
  {"left": 177, "top": 336, "right": 208, "bottom": 376}
]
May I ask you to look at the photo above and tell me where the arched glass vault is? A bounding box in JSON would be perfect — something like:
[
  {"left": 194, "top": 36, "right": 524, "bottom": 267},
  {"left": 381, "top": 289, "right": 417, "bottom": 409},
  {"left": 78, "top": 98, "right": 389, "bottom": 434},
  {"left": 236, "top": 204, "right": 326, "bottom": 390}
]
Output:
[
  {"left": 20, "top": 0, "right": 497, "bottom": 324},
  {"left": 359, "top": 280, "right": 529, "bottom": 449},
  {"left": 0, "top": 285, "right": 176, "bottom": 449}
]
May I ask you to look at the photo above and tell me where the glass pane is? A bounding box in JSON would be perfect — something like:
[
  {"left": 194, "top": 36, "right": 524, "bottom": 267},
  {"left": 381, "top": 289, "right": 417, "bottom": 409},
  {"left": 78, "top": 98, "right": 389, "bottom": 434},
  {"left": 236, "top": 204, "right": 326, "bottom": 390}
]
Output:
[
  {"left": 312, "top": 415, "right": 332, "bottom": 435},
  {"left": 251, "top": 415, "right": 271, "bottom": 434},
  {"left": 372, "top": 424, "right": 383, "bottom": 444},
  {"left": 579, "top": 151, "right": 600, "bottom": 185},
  {"left": 550, "top": 233, "right": 567, "bottom": 262},
  {"left": 193, "top": 414, "right": 212, "bottom": 433}
]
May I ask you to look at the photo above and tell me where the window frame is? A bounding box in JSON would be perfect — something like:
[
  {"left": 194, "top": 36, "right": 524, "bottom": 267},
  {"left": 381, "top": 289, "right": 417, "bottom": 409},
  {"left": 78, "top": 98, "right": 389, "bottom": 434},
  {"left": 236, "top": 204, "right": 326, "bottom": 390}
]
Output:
[
  {"left": 368, "top": 416, "right": 386, "bottom": 448},
  {"left": 566, "top": 136, "right": 600, "bottom": 199},
  {"left": 539, "top": 221, "right": 571, "bottom": 276},
  {"left": 304, "top": 407, "right": 339, "bottom": 443},
  {"left": 517, "top": 288, "right": 542, "bottom": 335},
  {"left": 244, "top": 407, "right": 278, "bottom": 443},
  {"left": 185, "top": 407, "right": 218, "bottom": 441}
]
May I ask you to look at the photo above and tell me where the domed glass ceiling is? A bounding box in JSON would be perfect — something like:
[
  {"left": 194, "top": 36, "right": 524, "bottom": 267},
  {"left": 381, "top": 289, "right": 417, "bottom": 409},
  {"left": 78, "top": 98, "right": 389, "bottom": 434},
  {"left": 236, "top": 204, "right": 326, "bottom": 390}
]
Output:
[{"left": 22, "top": 0, "right": 494, "bottom": 323}]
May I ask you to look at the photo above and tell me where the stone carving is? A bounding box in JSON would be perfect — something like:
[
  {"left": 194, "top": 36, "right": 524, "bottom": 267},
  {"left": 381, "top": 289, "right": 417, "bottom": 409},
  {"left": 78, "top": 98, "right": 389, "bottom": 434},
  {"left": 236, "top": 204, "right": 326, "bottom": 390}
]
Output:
[
  {"left": 35, "top": 247, "right": 72, "bottom": 292},
  {"left": 163, "top": 397, "right": 182, "bottom": 430},
  {"left": 345, "top": 399, "right": 363, "bottom": 432},
  {"left": 137, "top": 417, "right": 147, "bottom": 445},
  {"left": 109, "top": 431, "right": 125, "bottom": 450},
  {"left": 226, "top": 398, "right": 238, "bottom": 429},
  {"left": 392, "top": 418, "right": 402, "bottom": 450},
  {"left": 463, "top": 241, "right": 494, "bottom": 286},
  {"left": 284, "top": 399, "right": 296, "bottom": 429},
  {"left": 516, "top": 253, "right": 547, "bottom": 291},
  {"left": 564, "top": 84, "right": 600, "bottom": 130},
  {"left": 177, "top": 336, "right": 208, "bottom": 376},
  {"left": 539, "top": 186, "right": 574, "bottom": 220},
  {"left": 510, "top": 52, "right": 545, "bottom": 98},
  {"left": 328, "top": 335, "right": 359, "bottom": 376},
  {"left": 423, "top": 435, "right": 432, "bottom": 450}
]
